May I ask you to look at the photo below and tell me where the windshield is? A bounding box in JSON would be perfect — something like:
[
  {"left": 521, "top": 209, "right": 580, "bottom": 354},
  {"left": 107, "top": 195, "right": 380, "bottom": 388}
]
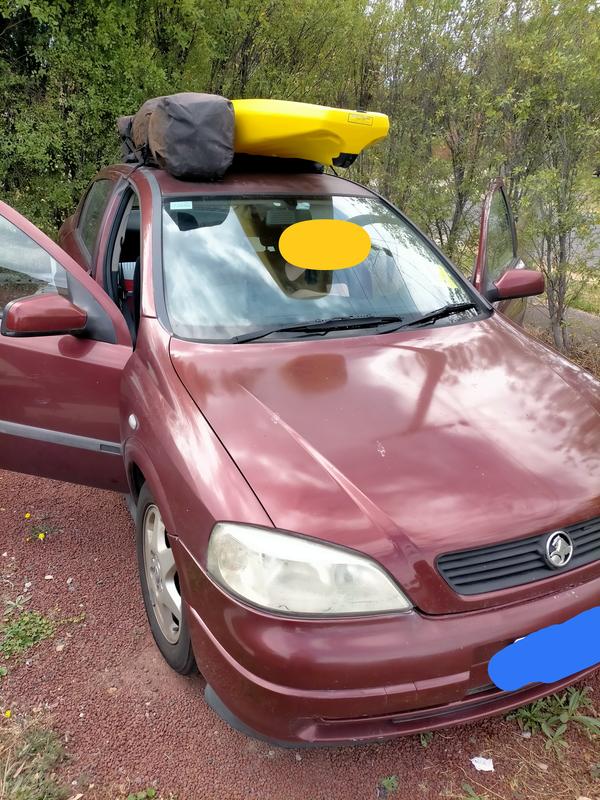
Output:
[{"left": 161, "top": 195, "right": 479, "bottom": 341}]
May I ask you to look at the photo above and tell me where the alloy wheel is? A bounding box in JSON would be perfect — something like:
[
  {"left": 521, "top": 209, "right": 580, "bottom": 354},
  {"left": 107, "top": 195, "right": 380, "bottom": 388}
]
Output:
[{"left": 142, "top": 503, "right": 181, "bottom": 644}]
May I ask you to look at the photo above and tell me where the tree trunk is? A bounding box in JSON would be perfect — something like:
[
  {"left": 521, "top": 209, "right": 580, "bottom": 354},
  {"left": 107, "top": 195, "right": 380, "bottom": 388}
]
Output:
[
  {"left": 446, "top": 194, "right": 465, "bottom": 260},
  {"left": 550, "top": 319, "right": 563, "bottom": 350},
  {"left": 544, "top": 235, "right": 566, "bottom": 351},
  {"left": 556, "top": 232, "right": 569, "bottom": 351}
]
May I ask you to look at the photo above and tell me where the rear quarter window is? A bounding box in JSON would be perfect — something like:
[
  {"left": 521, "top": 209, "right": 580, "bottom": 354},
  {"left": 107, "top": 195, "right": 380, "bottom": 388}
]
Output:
[{"left": 77, "top": 179, "right": 114, "bottom": 258}]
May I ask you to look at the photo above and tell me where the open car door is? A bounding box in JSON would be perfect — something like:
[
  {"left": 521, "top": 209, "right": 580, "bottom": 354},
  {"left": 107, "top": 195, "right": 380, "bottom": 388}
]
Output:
[
  {"left": 0, "top": 200, "right": 132, "bottom": 491},
  {"left": 472, "top": 178, "right": 527, "bottom": 324}
]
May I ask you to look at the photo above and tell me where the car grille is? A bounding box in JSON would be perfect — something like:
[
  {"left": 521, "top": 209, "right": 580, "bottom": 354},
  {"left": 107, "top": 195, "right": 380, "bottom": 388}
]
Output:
[{"left": 437, "top": 516, "right": 600, "bottom": 595}]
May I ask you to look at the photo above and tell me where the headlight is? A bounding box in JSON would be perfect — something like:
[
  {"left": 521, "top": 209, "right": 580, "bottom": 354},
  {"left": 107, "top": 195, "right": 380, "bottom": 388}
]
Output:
[{"left": 206, "top": 523, "right": 413, "bottom": 616}]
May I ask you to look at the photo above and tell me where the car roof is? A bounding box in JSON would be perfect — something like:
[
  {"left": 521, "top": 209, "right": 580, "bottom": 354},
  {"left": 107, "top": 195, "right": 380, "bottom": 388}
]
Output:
[{"left": 142, "top": 166, "right": 376, "bottom": 198}]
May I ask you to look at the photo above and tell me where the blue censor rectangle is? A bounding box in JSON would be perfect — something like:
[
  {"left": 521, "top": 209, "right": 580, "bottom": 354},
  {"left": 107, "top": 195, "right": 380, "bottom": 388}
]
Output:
[{"left": 488, "top": 605, "right": 600, "bottom": 691}]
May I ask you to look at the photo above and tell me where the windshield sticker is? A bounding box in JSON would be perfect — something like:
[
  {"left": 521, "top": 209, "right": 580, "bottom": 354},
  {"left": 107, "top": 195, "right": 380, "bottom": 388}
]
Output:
[
  {"left": 278, "top": 219, "right": 371, "bottom": 271},
  {"left": 170, "top": 200, "right": 193, "bottom": 210},
  {"left": 437, "top": 265, "right": 460, "bottom": 289}
]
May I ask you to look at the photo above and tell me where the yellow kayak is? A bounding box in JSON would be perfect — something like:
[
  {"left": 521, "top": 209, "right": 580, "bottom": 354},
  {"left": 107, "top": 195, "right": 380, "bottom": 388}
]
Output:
[{"left": 232, "top": 99, "right": 389, "bottom": 167}]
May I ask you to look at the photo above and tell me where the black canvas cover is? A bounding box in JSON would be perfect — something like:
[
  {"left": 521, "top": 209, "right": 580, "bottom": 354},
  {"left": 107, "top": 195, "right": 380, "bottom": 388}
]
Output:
[{"left": 118, "top": 93, "right": 234, "bottom": 180}]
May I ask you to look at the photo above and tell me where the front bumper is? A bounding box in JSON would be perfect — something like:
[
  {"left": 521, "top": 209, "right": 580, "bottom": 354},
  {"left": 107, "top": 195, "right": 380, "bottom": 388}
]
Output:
[{"left": 173, "top": 538, "right": 600, "bottom": 745}]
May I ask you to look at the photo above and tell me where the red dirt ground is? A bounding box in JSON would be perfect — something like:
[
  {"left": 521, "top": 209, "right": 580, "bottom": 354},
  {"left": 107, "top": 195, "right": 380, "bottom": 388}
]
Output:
[{"left": 1, "top": 469, "right": 600, "bottom": 800}]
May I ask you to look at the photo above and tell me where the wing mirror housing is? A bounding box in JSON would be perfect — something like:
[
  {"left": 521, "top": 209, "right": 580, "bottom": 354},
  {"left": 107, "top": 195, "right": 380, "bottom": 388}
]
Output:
[
  {"left": 486, "top": 268, "right": 545, "bottom": 302},
  {"left": 1, "top": 293, "right": 87, "bottom": 337}
]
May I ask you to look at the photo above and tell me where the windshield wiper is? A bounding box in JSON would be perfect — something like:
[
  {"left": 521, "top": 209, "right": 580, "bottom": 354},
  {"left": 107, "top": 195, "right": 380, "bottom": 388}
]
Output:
[
  {"left": 233, "top": 314, "right": 405, "bottom": 344},
  {"left": 381, "top": 302, "right": 479, "bottom": 332}
]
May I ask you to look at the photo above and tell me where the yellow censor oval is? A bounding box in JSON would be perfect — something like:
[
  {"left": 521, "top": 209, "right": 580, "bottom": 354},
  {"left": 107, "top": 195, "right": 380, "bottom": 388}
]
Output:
[{"left": 279, "top": 219, "right": 371, "bottom": 271}]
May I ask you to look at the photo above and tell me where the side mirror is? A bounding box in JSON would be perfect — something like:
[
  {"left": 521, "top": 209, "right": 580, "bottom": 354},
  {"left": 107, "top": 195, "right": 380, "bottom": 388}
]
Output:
[
  {"left": 1, "top": 293, "right": 87, "bottom": 337},
  {"left": 487, "top": 268, "right": 545, "bottom": 302}
]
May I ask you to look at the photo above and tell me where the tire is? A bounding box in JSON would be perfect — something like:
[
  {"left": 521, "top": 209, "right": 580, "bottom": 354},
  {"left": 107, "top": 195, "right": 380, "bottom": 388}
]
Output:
[{"left": 136, "top": 483, "right": 196, "bottom": 675}]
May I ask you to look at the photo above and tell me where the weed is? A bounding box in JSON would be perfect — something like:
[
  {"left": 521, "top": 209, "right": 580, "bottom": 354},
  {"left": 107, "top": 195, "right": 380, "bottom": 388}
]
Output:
[
  {"left": 126, "top": 791, "right": 157, "bottom": 800},
  {"left": 0, "top": 717, "right": 68, "bottom": 800},
  {"left": 0, "top": 665, "right": 7, "bottom": 678},
  {"left": 377, "top": 775, "right": 399, "bottom": 797},
  {"left": 3, "top": 594, "right": 31, "bottom": 617},
  {"left": 23, "top": 511, "right": 58, "bottom": 543},
  {"left": 0, "top": 611, "right": 55, "bottom": 658},
  {"left": 508, "top": 686, "right": 600, "bottom": 751},
  {"left": 63, "top": 612, "right": 86, "bottom": 625},
  {"left": 460, "top": 783, "right": 488, "bottom": 800},
  {"left": 419, "top": 730, "right": 434, "bottom": 748}
]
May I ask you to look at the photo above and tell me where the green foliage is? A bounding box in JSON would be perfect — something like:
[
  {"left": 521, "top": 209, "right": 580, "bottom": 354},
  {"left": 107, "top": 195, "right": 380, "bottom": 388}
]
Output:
[
  {"left": 0, "top": 0, "right": 598, "bottom": 341},
  {"left": 419, "top": 730, "right": 434, "bottom": 748},
  {"left": 563, "top": 266, "right": 600, "bottom": 315},
  {"left": 508, "top": 686, "right": 600, "bottom": 752},
  {"left": 123, "top": 789, "right": 178, "bottom": 800},
  {"left": 3, "top": 593, "right": 31, "bottom": 616},
  {"left": 0, "top": 0, "right": 175, "bottom": 232},
  {"left": 0, "top": 0, "right": 382, "bottom": 233},
  {"left": 0, "top": 610, "right": 55, "bottom": 658},
  {"left": 378, "top": 774, "right": 399, "bottom": 795},
  {"left": 126, "top": 790, "right": 157, "bottom": 800}
]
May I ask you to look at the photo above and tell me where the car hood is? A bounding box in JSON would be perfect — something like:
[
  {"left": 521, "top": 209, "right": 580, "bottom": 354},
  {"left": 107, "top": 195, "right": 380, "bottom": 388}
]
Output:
[{"left": 170, "top": 315, "right": 600, "bottom": 613}]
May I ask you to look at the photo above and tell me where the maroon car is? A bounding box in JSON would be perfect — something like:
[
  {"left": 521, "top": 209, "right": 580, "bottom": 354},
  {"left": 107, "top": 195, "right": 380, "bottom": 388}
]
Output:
[{"left": 0, "top": 162, "right": 599, "bottom": 746}]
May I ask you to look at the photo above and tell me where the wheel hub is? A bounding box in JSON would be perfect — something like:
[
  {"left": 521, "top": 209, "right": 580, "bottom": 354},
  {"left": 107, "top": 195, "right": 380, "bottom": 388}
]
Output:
[
  {"left": 150, "top": 556, "right": 162, "bottom": 591},
  {"left": 143, "top": 504, "right": 181, "bottom": 645}
]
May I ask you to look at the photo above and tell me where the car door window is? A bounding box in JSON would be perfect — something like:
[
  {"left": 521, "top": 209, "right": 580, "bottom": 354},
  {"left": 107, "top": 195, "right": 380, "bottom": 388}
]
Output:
[
  {"left": 484, "top": 190, "right": 516, "bottom": 290},
  {"left": 78, "top": 179, "right": 113, "bottom": 257},
  {"left": 0, "top": 213, "right": 69, "bottom": 315},
  {"left": 106, "top": 191, "right": 142, "bottom": 343}
]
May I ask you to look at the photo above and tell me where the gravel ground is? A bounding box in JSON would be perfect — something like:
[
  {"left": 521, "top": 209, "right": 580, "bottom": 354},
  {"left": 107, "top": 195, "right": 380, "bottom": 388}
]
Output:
[{"left": 1, "top": 469, "right": 600, "bottom": 800}]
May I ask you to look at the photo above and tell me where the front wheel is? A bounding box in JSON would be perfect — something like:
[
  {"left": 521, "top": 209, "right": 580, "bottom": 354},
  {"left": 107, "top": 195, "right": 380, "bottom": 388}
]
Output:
[{"left": 136, "top": 483, "right": 196, "bottom": 674}]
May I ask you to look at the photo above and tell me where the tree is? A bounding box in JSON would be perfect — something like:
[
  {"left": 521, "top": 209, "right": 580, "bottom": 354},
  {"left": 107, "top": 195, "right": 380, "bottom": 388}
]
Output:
[
  {"left": 0, "top": 0, "right": 176, "bottom": 231},
  {"left": 494, "top": 0, "right": 600, "bottom": 349},
  {"left": 0, "top": 0, "right": 599, "bottom": 355}
]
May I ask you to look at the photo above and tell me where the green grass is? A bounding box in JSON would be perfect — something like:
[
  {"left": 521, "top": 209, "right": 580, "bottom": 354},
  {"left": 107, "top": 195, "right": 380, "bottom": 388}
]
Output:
[
  {"left": 1, "top": 717, "right": 177, "bottom": 800},
  {"left": 1, "top": 718, "right": 178, "bottom": 800},
  {"left": 0, "top": 719, "right": 68, "bottom": 800},
  {"left": 570, "top": 282, "right": 600, "bottom": 314},
  {"left": 507, "top": 686, "right": 600, "bottom": 751},
  {"left": 0, "top": 611, "right": 55, "bottom": 658},
  {"left": 528, "top": 269, "right": 600, "bottom": 316},
  {"left": 566, "top": 267, "right": 600, "bottom": 315}
]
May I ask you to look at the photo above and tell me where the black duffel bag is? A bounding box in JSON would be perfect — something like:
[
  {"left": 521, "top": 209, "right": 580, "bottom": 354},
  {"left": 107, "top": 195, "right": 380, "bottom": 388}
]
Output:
[{"left": 117, "top": 92, "right": 234, "bottom": 180}]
